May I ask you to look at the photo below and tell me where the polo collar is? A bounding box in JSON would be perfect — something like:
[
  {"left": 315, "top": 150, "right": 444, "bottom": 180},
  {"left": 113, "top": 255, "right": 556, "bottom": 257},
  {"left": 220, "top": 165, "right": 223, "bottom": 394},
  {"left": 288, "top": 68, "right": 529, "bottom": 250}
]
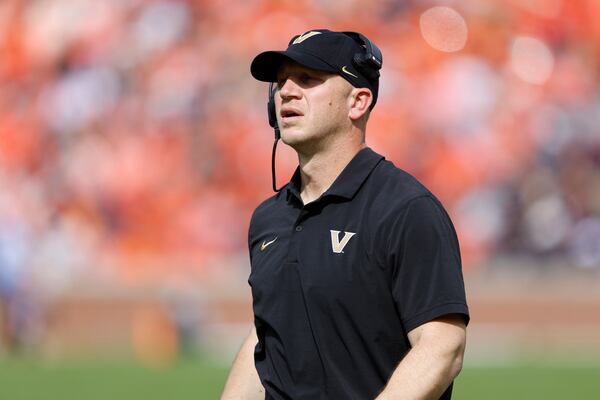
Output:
[{"left": 285, "top": 147, "right": 384, "bottom": 204}]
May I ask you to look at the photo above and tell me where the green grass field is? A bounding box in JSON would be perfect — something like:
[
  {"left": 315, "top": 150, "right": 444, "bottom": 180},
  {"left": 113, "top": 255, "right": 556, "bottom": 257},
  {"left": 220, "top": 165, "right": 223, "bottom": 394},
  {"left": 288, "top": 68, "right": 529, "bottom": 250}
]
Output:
[{"left": 0, "top": 357, "right": 598, "bottom": 399}]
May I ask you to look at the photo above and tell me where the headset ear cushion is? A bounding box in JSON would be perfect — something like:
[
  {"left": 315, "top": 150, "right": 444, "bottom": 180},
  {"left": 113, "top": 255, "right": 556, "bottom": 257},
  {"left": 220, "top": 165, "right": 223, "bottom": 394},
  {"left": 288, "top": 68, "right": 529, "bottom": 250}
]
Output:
[
  {"left": 353, "top": 53, "right": 379, "bottom": 81},
  {"left": 268, "top": 85, "right": 277, "bottom": 128},
  {"left": 268, "top": 100, "right": 277, "bottom": 128}
]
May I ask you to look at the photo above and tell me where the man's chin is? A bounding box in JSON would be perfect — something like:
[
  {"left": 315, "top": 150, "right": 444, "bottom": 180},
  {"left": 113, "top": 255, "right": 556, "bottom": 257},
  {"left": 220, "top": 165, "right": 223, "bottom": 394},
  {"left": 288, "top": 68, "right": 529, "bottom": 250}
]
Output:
[
  {"left": 281, "top": 135, "right": 321, "bottom": 156},
  {"left": 280, "top": 130, "right": 307, "bottom": 146}
]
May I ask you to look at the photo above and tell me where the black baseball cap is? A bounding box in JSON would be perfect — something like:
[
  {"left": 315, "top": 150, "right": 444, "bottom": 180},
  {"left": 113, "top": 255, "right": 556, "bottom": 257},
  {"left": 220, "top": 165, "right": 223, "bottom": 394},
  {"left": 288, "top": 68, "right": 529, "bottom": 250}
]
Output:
[{"left": 251, "top": 29, "right": 381, "bottom": 109}]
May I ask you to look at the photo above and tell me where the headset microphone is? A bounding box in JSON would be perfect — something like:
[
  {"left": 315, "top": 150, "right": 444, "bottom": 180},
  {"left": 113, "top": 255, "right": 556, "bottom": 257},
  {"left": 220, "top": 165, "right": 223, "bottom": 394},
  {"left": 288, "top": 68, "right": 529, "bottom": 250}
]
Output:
[{"left": 268, "top": 82, "right": 284, "bottom": 192}]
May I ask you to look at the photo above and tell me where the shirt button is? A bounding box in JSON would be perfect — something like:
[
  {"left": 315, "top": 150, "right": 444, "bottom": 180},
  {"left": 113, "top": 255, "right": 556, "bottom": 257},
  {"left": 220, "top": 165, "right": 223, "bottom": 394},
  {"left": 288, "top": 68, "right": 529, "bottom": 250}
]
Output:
[{"left": 295, "top": 225, "right": 303, "bottom": 232}]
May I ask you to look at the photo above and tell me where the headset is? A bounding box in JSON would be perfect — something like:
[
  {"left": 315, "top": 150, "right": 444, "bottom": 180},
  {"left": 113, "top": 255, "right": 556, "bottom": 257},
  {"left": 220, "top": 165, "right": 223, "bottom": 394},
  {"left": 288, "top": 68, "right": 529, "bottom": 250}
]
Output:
[
  {"left": 342, "top": 31, "right": 383, "bottom": 81},
  {"left": 268, "top": 31, "right": 382, "bottom": 192},
  {"left": 268, "top": 81, "right": 282, "bottom": 192}
]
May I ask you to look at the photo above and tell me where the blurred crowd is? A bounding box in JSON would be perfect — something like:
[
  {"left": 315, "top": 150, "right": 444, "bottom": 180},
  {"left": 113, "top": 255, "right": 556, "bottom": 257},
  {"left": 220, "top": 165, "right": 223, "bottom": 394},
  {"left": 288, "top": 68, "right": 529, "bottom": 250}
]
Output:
[{"left": 0, "top": 0, "right": 599, "bottom": 320}]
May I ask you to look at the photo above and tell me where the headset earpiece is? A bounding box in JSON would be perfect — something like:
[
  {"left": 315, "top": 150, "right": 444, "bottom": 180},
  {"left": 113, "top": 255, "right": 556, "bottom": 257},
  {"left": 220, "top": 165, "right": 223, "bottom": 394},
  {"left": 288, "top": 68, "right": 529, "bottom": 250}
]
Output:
[
  {"left": 353, "top": 53, "right": 380, "bottom": 80},
  {"left": 343, "top": 31, "right": 383, "bottom": 81},
  {"left": 267, "top": 82, "right": 282, "bottom": 192},
  {"left": 268, "top": 82, "right": 279, "bottom": 131},
  {"left": 268, "top": 82, "right": 280, "bottom": 140}
]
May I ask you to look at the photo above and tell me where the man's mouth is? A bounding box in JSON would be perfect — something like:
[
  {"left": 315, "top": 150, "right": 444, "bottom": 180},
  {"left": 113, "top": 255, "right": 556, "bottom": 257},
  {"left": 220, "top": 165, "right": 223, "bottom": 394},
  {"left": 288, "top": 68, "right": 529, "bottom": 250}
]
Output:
[{"left": 280, "top": 108, "right": 303, "bottom": 119}]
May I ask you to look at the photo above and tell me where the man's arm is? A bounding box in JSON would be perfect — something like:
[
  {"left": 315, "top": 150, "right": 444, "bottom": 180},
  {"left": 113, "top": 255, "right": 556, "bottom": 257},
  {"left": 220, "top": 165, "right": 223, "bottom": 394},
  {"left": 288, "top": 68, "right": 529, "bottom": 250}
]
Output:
[
  {"left": 375, "top": 314, "right": 467, "bottom": 400},
  {"left": 221, "top": 326, "right": 265, "bottom": 400}
]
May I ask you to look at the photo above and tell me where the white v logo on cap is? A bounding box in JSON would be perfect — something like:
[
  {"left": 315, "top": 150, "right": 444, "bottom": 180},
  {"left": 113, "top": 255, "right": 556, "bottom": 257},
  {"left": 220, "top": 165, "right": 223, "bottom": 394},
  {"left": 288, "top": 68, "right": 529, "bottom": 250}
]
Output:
[
  {"left": 292, "top": 31, "right": 322, "bottom": 45},
  {"left": 330, "top": 230, "right": 356, "bottom": 253}
]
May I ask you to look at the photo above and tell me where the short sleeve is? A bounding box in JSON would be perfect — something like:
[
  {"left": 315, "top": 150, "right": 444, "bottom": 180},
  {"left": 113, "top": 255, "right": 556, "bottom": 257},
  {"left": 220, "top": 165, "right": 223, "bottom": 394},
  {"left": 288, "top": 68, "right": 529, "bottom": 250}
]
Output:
[{"left": 388, "top": 195, "right": 469, "bottom": 333}]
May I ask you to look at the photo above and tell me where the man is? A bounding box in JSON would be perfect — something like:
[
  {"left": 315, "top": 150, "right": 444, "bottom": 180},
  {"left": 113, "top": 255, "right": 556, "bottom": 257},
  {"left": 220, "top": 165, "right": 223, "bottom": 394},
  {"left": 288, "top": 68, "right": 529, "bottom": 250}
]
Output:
[{"left": 222, "top": 29, "right": 469, "bottom": 400}]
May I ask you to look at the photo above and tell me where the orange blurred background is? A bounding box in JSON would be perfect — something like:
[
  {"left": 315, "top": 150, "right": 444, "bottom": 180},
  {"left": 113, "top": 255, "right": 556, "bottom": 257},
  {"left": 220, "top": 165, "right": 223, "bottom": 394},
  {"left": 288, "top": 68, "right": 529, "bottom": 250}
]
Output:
[{"left": 0, "top": 0, "right": 599, "bottom": 366}]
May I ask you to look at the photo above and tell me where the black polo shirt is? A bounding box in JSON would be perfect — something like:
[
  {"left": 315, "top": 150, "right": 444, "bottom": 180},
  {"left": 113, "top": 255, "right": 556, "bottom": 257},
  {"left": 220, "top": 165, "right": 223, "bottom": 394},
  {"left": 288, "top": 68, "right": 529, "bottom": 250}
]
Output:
[{"left": 248, "top": 147, "right": 469, "bottom": 400}]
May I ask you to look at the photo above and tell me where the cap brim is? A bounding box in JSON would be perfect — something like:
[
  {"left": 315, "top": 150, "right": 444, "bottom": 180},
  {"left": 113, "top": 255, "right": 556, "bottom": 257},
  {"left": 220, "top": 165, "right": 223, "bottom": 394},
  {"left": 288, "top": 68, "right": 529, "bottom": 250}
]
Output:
[{"left": 250, "top": 50, "right": 338, "bottom": 82}]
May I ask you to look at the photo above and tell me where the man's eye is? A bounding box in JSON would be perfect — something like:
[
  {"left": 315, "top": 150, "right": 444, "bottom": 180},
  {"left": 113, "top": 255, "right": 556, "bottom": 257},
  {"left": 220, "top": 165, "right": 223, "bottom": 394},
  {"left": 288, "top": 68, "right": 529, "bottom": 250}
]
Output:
[{"left": 300, "top": 74, "right": 313, "bottom": 83}]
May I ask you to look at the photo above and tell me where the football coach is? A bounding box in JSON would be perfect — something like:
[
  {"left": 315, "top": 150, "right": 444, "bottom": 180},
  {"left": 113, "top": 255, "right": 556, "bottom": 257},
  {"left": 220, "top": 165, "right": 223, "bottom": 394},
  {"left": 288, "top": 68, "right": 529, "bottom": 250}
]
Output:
[{"left": 221, "top": 29, "right": 469, "bottom": 400}]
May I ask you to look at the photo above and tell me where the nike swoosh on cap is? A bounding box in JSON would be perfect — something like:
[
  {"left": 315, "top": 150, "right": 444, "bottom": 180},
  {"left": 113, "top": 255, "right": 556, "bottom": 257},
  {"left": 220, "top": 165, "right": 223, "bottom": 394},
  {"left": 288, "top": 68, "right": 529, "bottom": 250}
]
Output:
[{"left": 342, "top": 65, "right": 358, "bottom": 78}]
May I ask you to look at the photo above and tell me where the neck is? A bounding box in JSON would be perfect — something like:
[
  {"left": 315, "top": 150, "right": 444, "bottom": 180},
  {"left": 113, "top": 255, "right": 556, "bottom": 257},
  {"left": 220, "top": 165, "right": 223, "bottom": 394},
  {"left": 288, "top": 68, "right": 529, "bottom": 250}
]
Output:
[{"left": 298, "top": 139, "right": 366, "bottom": 204}]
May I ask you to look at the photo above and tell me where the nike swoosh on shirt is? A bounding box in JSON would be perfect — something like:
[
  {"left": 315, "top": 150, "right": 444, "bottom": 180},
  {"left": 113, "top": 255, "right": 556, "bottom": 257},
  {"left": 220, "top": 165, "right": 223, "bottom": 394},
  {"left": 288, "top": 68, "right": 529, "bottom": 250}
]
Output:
[{"left": 260, "top": 237, "right": 278, "bottom": 251}]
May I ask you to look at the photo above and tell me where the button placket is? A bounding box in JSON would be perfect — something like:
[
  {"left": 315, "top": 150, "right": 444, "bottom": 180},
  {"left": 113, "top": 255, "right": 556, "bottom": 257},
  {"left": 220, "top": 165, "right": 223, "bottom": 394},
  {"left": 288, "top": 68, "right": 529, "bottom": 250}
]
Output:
[{"left": 286, "top": 206, "right": 312, "bottom": 262}]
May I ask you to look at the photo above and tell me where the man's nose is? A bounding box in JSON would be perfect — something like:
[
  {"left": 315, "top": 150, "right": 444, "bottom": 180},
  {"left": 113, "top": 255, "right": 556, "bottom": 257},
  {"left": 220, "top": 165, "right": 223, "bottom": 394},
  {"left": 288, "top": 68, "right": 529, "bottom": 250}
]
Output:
[{"left": 279, "top": 78, "right": 301, "bottom": 99}]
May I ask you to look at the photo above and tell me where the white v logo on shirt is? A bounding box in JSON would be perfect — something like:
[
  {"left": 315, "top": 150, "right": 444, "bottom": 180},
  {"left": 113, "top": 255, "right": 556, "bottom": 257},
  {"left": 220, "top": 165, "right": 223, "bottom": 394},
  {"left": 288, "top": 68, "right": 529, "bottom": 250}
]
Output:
[{"left": 330, "top": 230, "right": 356, "bottom": 254}]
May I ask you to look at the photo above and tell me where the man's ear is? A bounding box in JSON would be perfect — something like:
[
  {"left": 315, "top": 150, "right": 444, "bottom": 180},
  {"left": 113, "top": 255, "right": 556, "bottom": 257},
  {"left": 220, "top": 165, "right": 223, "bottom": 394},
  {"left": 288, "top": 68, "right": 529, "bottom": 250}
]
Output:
[{"left": 348, "top": 88, "right": 373, "bottom": 121}]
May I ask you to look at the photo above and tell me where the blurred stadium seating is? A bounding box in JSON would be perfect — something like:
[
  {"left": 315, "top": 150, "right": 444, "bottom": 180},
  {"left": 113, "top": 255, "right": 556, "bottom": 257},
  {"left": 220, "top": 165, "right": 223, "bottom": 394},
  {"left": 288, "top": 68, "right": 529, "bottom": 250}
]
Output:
[{"left": 0, "top": 0, "right": 599, "bottom": 374}]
